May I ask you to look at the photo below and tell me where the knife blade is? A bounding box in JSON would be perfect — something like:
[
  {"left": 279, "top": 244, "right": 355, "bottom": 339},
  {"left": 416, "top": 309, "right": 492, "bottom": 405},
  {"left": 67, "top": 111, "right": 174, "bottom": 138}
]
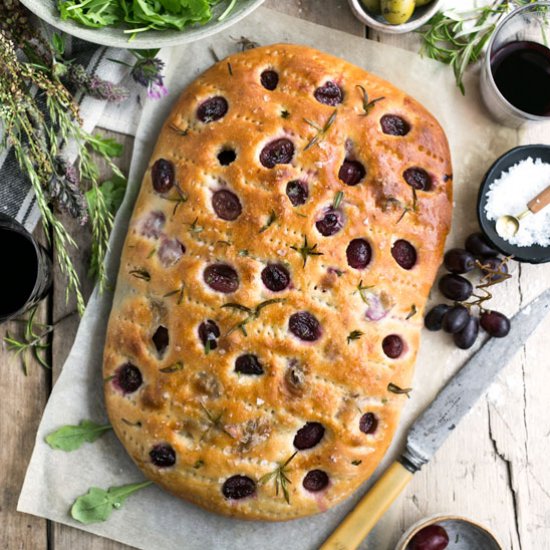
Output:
[
  {"left": 401, "top": 286, "right": 550, "bottom": 473},
  {"left": 321, "top": 288, "right": 550, "bottom": 550}
]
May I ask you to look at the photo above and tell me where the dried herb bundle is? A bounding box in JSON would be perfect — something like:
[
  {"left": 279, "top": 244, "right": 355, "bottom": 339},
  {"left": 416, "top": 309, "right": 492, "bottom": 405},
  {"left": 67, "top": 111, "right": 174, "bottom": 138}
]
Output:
[{"left": 0, "top": 3, "right": 128, "bottom": 312}]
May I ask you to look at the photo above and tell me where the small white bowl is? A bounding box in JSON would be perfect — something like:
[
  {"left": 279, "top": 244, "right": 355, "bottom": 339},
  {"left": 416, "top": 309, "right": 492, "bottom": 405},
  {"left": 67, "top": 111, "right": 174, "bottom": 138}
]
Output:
[
  {"left": 348, "top": 0, "right": 442, "bottom": 34},
  {"left": 395, "top": 514, "right": 503, "bottom": 550}
]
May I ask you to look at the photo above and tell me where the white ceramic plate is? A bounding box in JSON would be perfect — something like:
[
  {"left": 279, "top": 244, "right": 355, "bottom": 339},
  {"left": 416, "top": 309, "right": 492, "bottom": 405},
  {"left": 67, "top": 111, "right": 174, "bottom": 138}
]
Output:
[{"left": 20, "top": 0, "right": 266, "bottom": 49}]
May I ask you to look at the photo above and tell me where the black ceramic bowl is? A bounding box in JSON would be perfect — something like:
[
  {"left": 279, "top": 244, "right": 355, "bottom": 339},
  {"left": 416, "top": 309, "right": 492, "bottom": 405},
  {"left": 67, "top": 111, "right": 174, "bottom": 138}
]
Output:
[{"left": 477, "top": 144, "right": 550, "bottom": 264}]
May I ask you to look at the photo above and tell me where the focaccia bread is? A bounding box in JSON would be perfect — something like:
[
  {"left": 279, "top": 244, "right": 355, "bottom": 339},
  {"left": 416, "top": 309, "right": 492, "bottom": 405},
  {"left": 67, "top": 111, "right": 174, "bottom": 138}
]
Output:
[{"left": 103, "top": 44, "right": 452, "bottom": 521}]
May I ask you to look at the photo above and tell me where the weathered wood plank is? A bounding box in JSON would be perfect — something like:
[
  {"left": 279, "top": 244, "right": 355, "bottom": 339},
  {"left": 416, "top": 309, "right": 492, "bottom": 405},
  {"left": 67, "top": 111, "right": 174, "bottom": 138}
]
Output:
[
  {"left": 265, "top": 0, "right": 364, "bottom": 35},
  {"left": 0, "top": 227, "right": 49, "bottom": 550}
]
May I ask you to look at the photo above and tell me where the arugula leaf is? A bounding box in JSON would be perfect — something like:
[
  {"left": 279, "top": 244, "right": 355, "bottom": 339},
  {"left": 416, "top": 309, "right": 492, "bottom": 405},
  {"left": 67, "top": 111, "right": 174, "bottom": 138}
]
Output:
[
  {"left": 57, "top": 0, "right": 240, "bottom": 34},
  {"left": 88, "top": 134, "right": 123, "bottom": 158},
  {"left": 86, "top": 175, "right": 126, "bottom": 216},
  {"left": 46, "top": 420, "right": 112, "bottom": 452},
  {"left": 71, "top": 481, "right": 152, "bottom": 524}
]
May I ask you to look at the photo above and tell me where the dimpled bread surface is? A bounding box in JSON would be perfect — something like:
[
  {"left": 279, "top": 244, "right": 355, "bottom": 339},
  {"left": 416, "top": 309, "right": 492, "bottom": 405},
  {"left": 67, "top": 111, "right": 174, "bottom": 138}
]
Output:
[{"left": 103, "top": 44, "right": 452, "bottom": 521}]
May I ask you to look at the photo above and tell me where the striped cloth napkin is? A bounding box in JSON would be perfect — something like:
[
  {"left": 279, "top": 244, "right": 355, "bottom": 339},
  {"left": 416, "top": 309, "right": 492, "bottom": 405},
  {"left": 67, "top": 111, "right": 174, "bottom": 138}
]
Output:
[{"left": 0, "top": 28, "right": 140, "bottom": 232}]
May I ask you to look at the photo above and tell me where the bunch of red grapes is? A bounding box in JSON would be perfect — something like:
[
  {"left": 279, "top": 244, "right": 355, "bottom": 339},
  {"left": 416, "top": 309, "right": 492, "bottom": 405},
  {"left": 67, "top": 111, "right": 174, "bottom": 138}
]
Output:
[{"left": 424, "top": 232, "right": 511, "bottom": 350}]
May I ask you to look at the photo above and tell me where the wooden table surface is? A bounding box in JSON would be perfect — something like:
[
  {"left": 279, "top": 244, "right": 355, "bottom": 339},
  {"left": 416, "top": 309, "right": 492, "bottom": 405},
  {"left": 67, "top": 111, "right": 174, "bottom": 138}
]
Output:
[{"left": 2, "top": 1, "right": 549, "bottom": 549}]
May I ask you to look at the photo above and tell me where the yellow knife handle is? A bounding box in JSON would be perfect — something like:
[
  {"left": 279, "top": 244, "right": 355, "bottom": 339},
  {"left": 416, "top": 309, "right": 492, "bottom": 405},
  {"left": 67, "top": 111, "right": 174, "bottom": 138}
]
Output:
[{"left": 320, "top": 461, "right": 414, "bottom": 550}]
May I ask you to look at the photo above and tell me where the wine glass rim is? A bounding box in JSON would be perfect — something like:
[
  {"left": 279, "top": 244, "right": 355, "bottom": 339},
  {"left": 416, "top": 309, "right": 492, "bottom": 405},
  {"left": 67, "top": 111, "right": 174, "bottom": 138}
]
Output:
[{"left": 484, "top": 0, "right": 550, "bottom": 122}]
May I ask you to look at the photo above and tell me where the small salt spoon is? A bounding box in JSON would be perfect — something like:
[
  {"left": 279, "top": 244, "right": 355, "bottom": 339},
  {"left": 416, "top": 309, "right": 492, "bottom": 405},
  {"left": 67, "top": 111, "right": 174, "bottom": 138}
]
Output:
[{"left": 496, "top": 183, "right": 550, "bottom": 238}]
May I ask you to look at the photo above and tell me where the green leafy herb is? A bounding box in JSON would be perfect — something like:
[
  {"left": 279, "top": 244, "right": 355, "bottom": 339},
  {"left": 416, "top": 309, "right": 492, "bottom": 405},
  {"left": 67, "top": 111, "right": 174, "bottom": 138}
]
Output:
[
  {"left": 356, "top": 85, "right": 385, "bottom": 115},
  {"left": 418, "top": 2, "right": 543, "bottom": 94},
  {"left": 162, "top": 185, "right": 188, "bottom": 215},
  {"left": 160, "top": 361, "right": 184, "bottom": 374},
  {"left": 406, "top": 304, "right": 417, "bottom": 320},
  {"left": 259, "top": 452, "right": 297, "bottom": 504},
  {"left": 290, "top": 236, "right": 323, "bottom": 267},
  {"left": 227, "top": 62, "right": 233, "bottom": 76},
  {"left": 351, "top": 460, "right": 362, "bottom": 466},
  {"left": 46, "top": 420, "right": 112, "bottom": 452},
  {"left": 259, "top": 210, "right": 277, "bottom": 233},
  {"left": 57, "top": 0, "right": 233, "bottom": 34},
  {"left": 222, "top": 299, "right": 286, "bottom": 337},
  {"left": 146, "top": 248, "right": 156, "bottom": 259},
  {"left": 204, "top": 339, "right": 212, "bottom": 355},
  {"left": 71, "top": 481, "right": 152, "bottom": 525},
  {"left": 347, "top": 330, "right": 364, "bottom": 344},
  {"left": 238, "top": 249, "right": 249, "bottom": 257},
  {"left": 169, "top": 123, "right": 189, "bottom": 136},
  {"left": 354, "top": 280, "right": 375, "bottom": 305},
  {"left": 85, "top": 175, "right": 126, "bottom": 218},
  {"left": 304, "top": 109, "right": 337, "bottom": 151},
  {"left": 3, "top": 307, "right": 56, "bottom": 374},
  {"left": 87, "top": 134, "right": 123, "bottom": 158},
  {"left": 200, "top": 403, "right": 234, "bottom": 439},
  {"left": 129, "top": 268, "right": 151, "bottom": 282},
  {"left": 333, "top": 191, "right": 344, "bottom": 210},
  {"left": 188, "top": 217, "right": 204, "bottom": 234},
  {"left": 164, "top": 283, "right": 185, "bottom": 305},
  {"left": 388, "top": 382, "right": 412, "bottom": 398},
  {"left": 193, "top": 459, "right": 204, "bottom": 469}
]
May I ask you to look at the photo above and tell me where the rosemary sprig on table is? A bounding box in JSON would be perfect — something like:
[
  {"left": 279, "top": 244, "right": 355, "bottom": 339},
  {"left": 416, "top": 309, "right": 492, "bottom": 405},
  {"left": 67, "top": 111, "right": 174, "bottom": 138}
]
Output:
[
  {"left": 3, "top": 307, "right": 52, "bottom": 374},
  {"left": 222, "top": 299, "right": 286, "bottom": 337},
  {"left": 419, "top": 1, "right": 542, "bottom": 94},
  {"left": 259, "top": 452, "right": 298, "bottom": 504},
  {"left": 3, "top": 306, "right": 75, "bottom": 374}
]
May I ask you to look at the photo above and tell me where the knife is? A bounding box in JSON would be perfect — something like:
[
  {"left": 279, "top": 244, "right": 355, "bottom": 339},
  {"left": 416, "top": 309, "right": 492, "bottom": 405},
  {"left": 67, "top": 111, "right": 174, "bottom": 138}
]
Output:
[{"left": 321, "top": 288, "right": 550, "bottom": 550}]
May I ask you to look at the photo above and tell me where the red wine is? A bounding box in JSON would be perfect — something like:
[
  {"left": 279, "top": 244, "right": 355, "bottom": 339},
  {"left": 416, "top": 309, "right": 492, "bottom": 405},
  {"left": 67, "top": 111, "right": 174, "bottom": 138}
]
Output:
[
  {"left": 491, "top": 40, "right": 550, "bottom": 116},
  {"left": 0, "top": 227, "right": 38, "bottom": 317}
]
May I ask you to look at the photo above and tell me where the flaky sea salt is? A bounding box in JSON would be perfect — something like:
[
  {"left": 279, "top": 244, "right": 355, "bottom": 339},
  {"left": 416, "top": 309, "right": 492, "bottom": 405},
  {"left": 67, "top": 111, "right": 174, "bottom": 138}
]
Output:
[{"left": 485, "top": 157, "right": 550, "bottom": 247}]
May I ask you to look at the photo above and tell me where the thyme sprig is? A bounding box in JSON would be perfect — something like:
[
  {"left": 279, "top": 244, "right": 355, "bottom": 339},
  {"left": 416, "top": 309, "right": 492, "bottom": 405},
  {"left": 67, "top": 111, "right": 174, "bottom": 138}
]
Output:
[
  {"left": 419, "top": 1, "right": 542, "bottom": 94},
  {"left": 303, "top": 109, "right": 337, "bottom": 151},
  {"left": 259, "top": 452, "right": 298, "bottom": 504},
  {"left": 290, "top": 236, "right": 324, "bottom": 267},
  {"left": 222, "top": 299, "right": 286, "bottom": 337},
  {"left": 356, "top": 85, "right": 385, "bottom": 115}
]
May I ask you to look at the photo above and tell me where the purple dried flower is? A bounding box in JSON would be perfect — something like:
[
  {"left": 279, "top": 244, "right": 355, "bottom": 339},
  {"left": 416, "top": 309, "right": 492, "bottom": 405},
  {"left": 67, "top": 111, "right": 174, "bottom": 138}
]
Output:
[
  {"left": 67, "top": 63, "right": 129, "bottom": 103},
  {"left": 131, "top": 56, "right": 168, "bottom": 100}
]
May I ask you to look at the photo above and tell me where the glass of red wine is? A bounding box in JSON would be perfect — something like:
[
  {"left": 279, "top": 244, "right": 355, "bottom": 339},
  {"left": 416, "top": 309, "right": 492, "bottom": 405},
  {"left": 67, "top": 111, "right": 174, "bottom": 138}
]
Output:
[
  {"left": 0, "top": 213, "right": 52, "bottom": 323},
  {"left": 481, "top": 2, "right": 550, "bottom": 127}
]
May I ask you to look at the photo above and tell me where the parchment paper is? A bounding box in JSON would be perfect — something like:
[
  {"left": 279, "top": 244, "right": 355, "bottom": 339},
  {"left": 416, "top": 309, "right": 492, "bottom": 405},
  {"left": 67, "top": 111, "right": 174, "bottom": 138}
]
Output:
[{"left": 18, "top": 8, "right": 518, "bottom": 550}]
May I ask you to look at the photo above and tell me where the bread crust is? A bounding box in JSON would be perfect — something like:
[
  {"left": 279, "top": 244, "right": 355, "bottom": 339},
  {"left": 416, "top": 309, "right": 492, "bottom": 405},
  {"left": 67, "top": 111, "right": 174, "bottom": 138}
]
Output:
[{"left": 103, "top": 44, "right": 452, "bottom": 521}]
